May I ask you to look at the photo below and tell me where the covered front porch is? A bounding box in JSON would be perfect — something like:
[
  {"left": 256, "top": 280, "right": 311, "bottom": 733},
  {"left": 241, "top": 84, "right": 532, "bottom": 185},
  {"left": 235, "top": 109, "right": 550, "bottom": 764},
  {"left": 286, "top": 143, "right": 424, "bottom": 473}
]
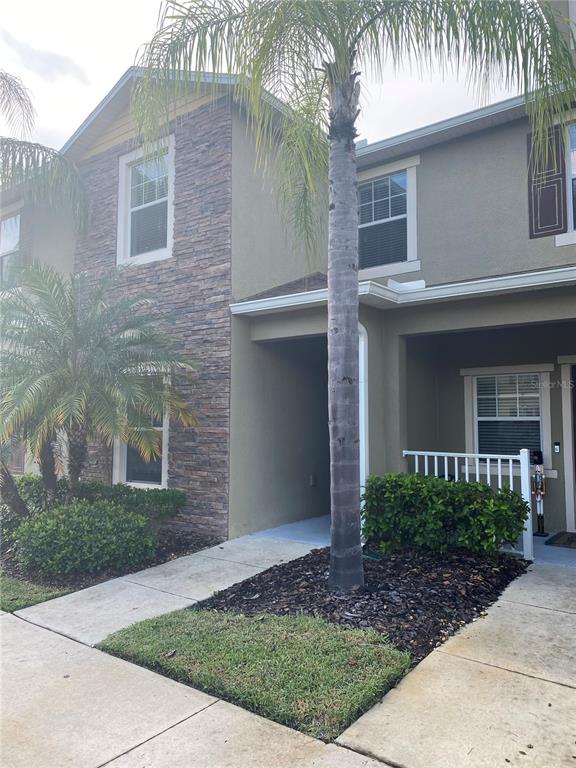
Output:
[
  {"left": 404, "top": 320, "right": 576, "bottom": 539},
  {"left": 229, "top": 277, "right": 576, "bottom": 563}
]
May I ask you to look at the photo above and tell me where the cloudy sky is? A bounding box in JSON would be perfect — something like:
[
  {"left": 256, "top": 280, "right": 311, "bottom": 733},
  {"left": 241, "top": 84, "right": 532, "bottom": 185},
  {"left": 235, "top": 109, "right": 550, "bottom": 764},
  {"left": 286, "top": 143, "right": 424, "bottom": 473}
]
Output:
[{"left": 1, "top": 0, "right": 518, "bottom": 150}]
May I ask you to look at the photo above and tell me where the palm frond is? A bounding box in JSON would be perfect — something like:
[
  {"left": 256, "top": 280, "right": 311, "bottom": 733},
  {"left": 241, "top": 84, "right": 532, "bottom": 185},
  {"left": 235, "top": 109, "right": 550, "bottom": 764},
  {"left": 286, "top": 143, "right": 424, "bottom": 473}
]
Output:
[
  {"left": 0, "top": 70, "right": 35, "bottom": 137},
  {"left": 134, "top": 0, "right": 576, "bottom": 241},
  {"left": 0, "top": 263, "right": 196, "bottom": 465},
  {"left": 0, "top": 138, "right": 87, "bottom": 229}
]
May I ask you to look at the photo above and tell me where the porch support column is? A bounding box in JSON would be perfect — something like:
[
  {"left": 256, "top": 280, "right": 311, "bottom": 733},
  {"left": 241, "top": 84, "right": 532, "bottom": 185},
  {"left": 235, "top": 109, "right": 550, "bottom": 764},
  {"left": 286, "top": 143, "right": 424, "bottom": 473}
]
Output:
[
  {"left": 561, "top": 363, "right": 576, "bottom": 532},
  {"left": 382, "top": 329, "right": 408, "bottom": 474}
]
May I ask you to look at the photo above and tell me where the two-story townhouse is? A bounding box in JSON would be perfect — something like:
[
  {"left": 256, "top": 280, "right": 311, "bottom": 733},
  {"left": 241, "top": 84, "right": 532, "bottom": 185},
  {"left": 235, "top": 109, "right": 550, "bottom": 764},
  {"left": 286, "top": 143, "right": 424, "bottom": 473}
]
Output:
[
  {"left": 8, "top": 59, "right": 576, "bottom": 553},
  {"left": 230, "top": 93, "right": 576, "bottom": 549}
]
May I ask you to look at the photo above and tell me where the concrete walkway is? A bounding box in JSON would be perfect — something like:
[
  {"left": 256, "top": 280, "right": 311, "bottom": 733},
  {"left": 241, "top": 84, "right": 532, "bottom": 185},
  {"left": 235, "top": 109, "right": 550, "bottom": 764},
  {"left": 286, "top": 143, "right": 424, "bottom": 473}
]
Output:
[
  {"left": 2, "top": 533, "right": 382, "bottom": 768},
  {"left": 3, "top": 530, "right": 575, "bottom": 767},
  {"left": 12, "top": 534, "right": 315, "bottom": 645},
  {"left": 338, "top": 562, "right": 576, "bottom": 768}
]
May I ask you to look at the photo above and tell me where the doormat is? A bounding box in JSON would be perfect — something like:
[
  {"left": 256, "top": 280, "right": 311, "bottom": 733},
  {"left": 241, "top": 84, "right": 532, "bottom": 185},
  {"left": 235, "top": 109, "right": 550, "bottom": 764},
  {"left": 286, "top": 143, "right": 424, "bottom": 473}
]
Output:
[{"left": 544, "top": 531, "right": 576, "bottom": 549}]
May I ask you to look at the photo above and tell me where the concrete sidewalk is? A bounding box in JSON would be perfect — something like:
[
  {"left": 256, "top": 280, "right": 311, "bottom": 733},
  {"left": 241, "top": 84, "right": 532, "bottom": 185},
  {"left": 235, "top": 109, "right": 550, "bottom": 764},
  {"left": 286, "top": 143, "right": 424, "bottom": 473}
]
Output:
[
  {"left": 0, "top": 613, "right": 380, "bottom": 768},
  {"left": 2, "top": 533, "right": 382, "bottom": 767},
  {"left": 338, "top": 563, "right": 576, "bottom": 768},
  {"left": 13, "top": 534, "right": 314, "bottom": 645},
  {"left": 4, "top": 535, "right": 575, "bottom": 767}
]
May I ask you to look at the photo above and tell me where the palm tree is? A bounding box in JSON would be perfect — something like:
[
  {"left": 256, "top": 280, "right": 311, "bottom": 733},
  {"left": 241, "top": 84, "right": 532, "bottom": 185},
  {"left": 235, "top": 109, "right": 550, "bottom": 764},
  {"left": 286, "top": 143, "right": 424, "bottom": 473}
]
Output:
[
  {"left": 135, "top": 0, "right": 576, "bottom": 590},
  {"left": 0, "top": 264, "right": 196, "bottom": 505},
  {"left": 0, "top": 70, "right": 85, "bottom": 225}
]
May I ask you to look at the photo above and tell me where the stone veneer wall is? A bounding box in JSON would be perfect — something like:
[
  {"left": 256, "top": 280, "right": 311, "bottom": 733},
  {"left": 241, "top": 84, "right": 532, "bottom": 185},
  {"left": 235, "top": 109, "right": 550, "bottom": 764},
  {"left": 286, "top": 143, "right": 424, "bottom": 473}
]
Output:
[{"left": 74, "top": 98, "right": 233, "bottom": 538}]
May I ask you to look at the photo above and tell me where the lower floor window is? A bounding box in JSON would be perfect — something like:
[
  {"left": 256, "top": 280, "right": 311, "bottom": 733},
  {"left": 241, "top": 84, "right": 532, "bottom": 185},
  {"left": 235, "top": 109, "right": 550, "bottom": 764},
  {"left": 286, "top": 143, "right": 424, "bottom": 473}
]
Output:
[
  {"left": 113, "top": 415, "right": 168, "bottom": 487},
  {"left": 475, "top": 373, "right": 542, "bottom": 457}
]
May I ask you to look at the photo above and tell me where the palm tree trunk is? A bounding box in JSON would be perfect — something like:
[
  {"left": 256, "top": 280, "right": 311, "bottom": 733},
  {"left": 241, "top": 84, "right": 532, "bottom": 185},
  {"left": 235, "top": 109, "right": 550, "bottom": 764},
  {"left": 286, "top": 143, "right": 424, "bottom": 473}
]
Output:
[
  {"left": 39, "top": 434, "right": 58, "bottom": 498},
  {"left": 66, "top": 424, "right": 87, "bottom": 497},
  {"left": 327, "top": 71, "right": 364, "bottom": 591},
  {"left": 0, "top": 460, "right": 29, "bottom": 520}
]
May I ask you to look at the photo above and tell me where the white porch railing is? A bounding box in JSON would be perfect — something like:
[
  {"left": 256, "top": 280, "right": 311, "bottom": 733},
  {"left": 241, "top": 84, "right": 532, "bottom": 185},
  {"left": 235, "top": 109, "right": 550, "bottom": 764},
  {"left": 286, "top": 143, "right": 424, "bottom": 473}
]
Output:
[{"left": 402, "top": 448, "right": 534, "bottom": 561}]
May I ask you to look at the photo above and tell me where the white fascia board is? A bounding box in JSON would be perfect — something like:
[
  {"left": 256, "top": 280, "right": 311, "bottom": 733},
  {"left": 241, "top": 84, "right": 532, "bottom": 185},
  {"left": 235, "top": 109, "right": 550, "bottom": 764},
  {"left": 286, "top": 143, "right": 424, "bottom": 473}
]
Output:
[
  {"left": 229, "top": 266, "right": 576, "bottom": 316},
  {"left": 387, "top": 266, "right": 576, "bottom": 304},
  {"left": 229, "top": 287, "right": 329, "bottom": 315}
]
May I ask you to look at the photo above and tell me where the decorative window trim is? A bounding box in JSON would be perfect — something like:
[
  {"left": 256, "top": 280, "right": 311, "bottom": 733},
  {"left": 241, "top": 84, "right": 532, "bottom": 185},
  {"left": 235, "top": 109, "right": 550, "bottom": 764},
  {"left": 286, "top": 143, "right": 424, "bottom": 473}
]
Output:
[
  {"left": 116, "top": 136, "right": 175, "bottom": 267},
  {"left": 462, "top": 365, "right": 554, "bottom": 473},
  {"left": 358, "top": 156, "right": 418, "bottom": 280},
  {"left": 112, "top": 415, "right": 169, "bottom": 489},
  {"left": 555, "top": 123, "right": 576, "bottom": 246}
]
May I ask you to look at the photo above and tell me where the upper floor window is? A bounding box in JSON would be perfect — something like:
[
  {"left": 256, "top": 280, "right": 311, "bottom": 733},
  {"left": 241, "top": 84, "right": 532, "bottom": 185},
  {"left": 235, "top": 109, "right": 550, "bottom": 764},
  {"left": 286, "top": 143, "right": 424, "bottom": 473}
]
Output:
[
  {"left": 117, "top": 137, "right": 175, "bottom": 266},
  {"left": 0, "top": 214, "right": 21, "bottom": 288},
  {"left": 358, "top": 171, "right": 407, "bottom": 269},
  {"left": 357, "top": 157, "right": 418, "bottom": 276}
]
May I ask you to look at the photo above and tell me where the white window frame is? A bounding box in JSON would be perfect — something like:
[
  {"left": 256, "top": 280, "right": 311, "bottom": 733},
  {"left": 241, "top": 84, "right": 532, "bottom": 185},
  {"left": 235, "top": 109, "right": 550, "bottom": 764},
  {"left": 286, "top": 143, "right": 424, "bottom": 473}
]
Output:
[
  {"left": 555, "top": 122, "right": 576, "bottom": 246},
  {"left": 461, "top": 364, "right": 554, "bottom": 474},
  {"left": 357, "top": 155, "right": 419, "bottom": 280},
  {"left": 112, "top": 415, "right": 169, "bottom": 489},
  {"left": 116, "top": 136, "right": 175, "bottom": 267},
  {"left": 0, "top": 210, "right": 21, "bottom": 287}
]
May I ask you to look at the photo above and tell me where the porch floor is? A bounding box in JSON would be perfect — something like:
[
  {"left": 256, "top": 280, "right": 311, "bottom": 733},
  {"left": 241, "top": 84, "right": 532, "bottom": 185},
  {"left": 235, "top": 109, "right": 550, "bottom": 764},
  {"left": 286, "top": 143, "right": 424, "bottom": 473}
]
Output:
[
  {"left": 252, "top": 517, "right": 576, "bottom": 567},
  {"left": 533, "top": 533, "right": 576, "bottom": 568},
  {"left": 251, "top": 514, "right": 331, "bottom": 548}
]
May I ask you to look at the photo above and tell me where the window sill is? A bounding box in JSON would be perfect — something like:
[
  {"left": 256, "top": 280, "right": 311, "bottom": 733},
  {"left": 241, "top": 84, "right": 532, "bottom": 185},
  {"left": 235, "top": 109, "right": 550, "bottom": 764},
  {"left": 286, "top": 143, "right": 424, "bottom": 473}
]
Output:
[
  {"left": 125, "top": 480, "right": 167, "bottom": 489},
  {"left": 117, "top": 248, "right": 173, "bottom": 267},
  {"left": 358, "top": 259, "right": 420, "bottom": 281},
  {"left": 555, "top": 230, "right": 576, "bottom": 247}
]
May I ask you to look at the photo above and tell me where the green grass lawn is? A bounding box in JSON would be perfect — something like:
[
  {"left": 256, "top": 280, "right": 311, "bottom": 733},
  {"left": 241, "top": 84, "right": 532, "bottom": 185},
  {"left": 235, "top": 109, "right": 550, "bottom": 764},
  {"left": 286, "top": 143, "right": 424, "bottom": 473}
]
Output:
[
  {"left": 0, "top": 569, "right": 71, "bottom": 612},
  {"left": 99, "top": 609, "right": 410, "bottom": 740}
]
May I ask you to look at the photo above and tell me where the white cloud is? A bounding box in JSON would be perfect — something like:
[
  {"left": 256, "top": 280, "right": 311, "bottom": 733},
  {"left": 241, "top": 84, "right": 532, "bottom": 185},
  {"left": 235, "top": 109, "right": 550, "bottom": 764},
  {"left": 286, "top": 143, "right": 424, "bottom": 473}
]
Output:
[{"left": 1, "top": 29, "right": 89, "bottom": 84}]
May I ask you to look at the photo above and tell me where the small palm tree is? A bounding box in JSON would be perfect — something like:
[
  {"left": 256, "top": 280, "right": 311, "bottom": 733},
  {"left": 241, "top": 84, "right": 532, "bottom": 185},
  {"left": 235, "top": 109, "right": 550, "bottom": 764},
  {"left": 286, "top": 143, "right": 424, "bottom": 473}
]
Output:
[
  {"left": 136, "top": 0, "right": 576, "bottom": 590},
  {"left": 0, "top": 70, "right": 85, "bottom": 225},
  {"left": 0, "top": 264, "right": 196, "bottom": 503}
]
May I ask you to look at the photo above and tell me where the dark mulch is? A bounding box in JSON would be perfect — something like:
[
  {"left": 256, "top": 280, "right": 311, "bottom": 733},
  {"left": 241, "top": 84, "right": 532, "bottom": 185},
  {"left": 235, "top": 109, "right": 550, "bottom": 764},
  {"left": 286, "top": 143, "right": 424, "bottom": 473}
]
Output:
[
  {"left": 1, "top": 528, "right": 220, "bottom": 591},
  {"left": 201, "top": 548, "right": 528, "bottom": 663}
]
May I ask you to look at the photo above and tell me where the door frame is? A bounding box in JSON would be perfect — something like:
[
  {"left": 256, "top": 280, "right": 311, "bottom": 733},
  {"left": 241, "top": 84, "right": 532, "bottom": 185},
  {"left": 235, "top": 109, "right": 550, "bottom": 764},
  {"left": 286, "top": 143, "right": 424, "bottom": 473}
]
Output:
[{"left": 560, "top": 358, "right": 576, "bottom": 532}]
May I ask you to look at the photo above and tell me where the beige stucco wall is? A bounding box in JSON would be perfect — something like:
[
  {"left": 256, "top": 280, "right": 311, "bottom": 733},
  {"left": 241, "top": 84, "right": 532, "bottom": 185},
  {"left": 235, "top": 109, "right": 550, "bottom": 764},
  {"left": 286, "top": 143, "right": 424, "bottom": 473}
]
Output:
[
  {"left": 229, "top": 318, "right": 330, "bottom": 537},
  {"left": 366, "top": 118, "right": 576, "bottom": 287},
  {"left": 230, "top": 108, "right": 326, "bottom": 301},
  {"left": 29, "top": 204, "right": 76, "bottom": 273}
]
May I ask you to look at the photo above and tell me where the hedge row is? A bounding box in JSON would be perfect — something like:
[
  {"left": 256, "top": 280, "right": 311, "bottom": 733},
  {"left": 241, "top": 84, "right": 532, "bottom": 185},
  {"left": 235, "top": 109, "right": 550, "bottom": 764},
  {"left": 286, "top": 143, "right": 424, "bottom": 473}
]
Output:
[
  {"left": 2, "top": 475, "right": 187, "bottom": 579},
  {"left": 362, "top": 473, "right": 528, "bottom": 556}
]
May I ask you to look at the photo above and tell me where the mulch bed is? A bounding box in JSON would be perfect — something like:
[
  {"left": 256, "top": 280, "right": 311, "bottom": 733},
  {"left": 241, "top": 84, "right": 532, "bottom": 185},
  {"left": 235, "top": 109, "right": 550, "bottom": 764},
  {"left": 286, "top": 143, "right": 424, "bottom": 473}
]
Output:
[
  {"left": 1, "top": 527, "right": 220, "bottom": 591},
  {"left": 201, "top": 548, "right": 528, "bottom": 663}
]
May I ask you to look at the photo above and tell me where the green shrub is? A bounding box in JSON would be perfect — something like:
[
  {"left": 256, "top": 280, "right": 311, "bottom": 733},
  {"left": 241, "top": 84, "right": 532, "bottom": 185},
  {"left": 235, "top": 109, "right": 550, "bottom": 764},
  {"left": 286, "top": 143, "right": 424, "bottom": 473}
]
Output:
[
  {"left": 362, "top": 473, "right": 528, "bottom": 556},
  {"left": 15, "top": 500, "right": 157, "bottom": 578},
  {"left": 1, "top": 474, "right": 67, "bottom": 543},
  {"left": 76, "top": 482, "right": 186, "bottom": 528},
  {"left": 16, "top": 474, "right": 68, "bottom": 513}
]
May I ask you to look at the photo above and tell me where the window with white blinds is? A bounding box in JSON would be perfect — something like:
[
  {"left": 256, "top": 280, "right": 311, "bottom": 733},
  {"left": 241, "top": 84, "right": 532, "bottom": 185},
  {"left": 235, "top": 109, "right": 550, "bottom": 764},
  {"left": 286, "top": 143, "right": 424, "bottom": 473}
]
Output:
[
  {"left": 358, "top": 171, "right": 407, "bottom": 269},
  {"left": 475, "top": 373, "right": 542, "bottom": 456},
  {"left": 0, "top": 214, "right": 22, "bottom": 288},
  {"left": 130, "top": 155, "right": 169, "bottom": 258},
  {"left": 117, "top": 137, "right": 174, "bottom": 266}
]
